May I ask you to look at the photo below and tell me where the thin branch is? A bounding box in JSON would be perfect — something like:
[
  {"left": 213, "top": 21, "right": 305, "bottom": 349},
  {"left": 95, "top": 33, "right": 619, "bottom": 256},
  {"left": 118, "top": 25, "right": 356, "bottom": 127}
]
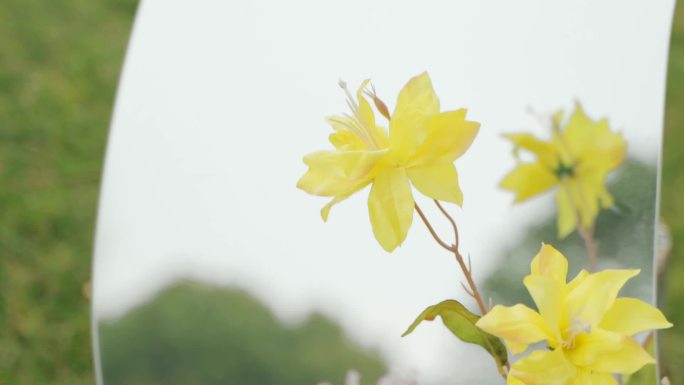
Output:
[
  {"left": 414, "top": 204, "right": 452, "bottom": 252},
  {"left": 434, "top": 200, "right": 460, "bottom": 249},
  {"left": 578, "top": 225, "right": 598, "bottom": 272},
  {"left": 460, "top": 281, "right": 475, "bottom": 297},
  {"left": 415, "top": 202, "right": 488, "bottom": 315},
  {"left": 642, "top": 332, "right": 655, "bottom": 351}
]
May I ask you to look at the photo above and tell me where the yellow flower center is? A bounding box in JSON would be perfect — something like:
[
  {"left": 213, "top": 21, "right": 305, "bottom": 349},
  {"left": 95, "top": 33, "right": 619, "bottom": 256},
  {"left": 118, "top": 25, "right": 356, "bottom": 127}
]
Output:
[
  {"left": 561, "top": 316, "right": 591, "bottom": 349},
  {"left": 555, "top": 160, "right": 575, "bottom": 179}
]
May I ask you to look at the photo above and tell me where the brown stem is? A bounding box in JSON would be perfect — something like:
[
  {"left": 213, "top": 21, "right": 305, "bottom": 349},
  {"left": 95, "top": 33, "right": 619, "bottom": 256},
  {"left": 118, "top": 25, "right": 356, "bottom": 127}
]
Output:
[
  {"left": 414, "top": 203, "right": 452, "bottom": 252},
  {"left": 434, "top": 200, "right": 460, "bottom": 250},
  {"left": 374, "top": 94, "right": 507, "bottom": 376},
  {"left": 578, "top": 225, "right": 598, "bottom": 272},
  {"left": 642, "top": 331, "right": 654, "bottom": 351},
  {"left": 415, "top": 204, "right": 508, "bottom": 376},
  {"left": 495, "top": 362, "right": 508, "bottom": 379},
  {"left": 414, "top": 203, "right": 489, "bottom": 316}
]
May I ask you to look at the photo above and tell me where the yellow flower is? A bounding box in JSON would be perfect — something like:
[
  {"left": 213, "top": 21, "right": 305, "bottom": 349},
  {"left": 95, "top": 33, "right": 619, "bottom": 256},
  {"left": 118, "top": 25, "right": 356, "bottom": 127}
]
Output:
[
  {"left": 297, "top": 72, "right": 479, "bottom": 252},
  {"left": 476, "top": 244, "right": 672, "bottom": 385},
  {"left": 500, "top": 103, "right": 626, "bottom": 238}
]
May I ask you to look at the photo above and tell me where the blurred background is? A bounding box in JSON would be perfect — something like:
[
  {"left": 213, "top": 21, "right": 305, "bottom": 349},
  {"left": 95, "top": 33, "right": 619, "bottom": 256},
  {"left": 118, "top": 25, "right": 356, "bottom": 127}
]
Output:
[{"left": 0, "top": 1, "right": 683, "bottom": 384}]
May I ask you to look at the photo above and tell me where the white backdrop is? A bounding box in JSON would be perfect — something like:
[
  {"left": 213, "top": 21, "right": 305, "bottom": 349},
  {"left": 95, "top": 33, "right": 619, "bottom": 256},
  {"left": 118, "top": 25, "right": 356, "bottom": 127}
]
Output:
[{"left": 93, "top": 1, "right": 675, "bottom": 384}]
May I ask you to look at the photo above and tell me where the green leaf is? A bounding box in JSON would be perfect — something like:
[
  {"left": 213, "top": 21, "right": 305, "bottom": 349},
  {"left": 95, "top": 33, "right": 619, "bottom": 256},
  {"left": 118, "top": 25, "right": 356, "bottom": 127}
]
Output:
[
  {"left": 402, "top": 300, "right": 508, "bottom": 369},
  {"left": 623, "top": 363, "right": 657, "bottom": 385}
]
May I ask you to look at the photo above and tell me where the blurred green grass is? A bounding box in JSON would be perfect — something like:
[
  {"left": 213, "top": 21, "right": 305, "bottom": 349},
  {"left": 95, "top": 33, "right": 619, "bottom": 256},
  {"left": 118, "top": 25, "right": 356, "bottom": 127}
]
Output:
[
  {"left": 661, "top": 3, "right": 684, "bottom": 384},
  {"left": 0, "top": 1, "right": 137, "bottom": 384},
  {"left": 1, "top": 0, "right": 684, "bottom": 384}
]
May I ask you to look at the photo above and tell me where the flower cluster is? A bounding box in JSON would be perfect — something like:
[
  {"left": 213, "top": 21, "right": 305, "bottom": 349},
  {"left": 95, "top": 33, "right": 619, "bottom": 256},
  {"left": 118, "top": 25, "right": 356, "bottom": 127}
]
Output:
[
  {"left": 477, "top": 244, "right": 671, "bottom": 384},
  {"left": 500, "top": 104, "right": 626, "bottom": 238},
  {"left": 299, "top": 73, "right": 671, "bottom": 385}
]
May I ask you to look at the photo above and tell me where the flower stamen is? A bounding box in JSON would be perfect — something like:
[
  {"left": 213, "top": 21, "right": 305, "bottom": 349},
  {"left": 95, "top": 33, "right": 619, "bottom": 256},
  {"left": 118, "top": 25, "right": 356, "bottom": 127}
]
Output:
[
  {"left": 555, "top": 161, "right": 575, "bottom": 178},
  {"left": 562, "top": 316, "right": 591, "bottom": 349},
  {"left": 337, "top": 79, "right": 381, "bottom": 150},
  {"left": 363, "top": 84, "right": 391, "bottom": 120}
]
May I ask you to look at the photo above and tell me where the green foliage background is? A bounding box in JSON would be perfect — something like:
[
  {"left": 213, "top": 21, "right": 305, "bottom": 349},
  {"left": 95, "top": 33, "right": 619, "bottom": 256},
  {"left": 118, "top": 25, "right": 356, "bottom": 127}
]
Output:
[
  {"left": 2, "top": 1, "right": 684, "bottom": 384},
  {"left": 659, "top": 3, "right": 684, "bottom": 384},
  {"left": 485, "top": 160, "right": 657, "bottom": 308},
  {"left": 0, "top": 1, "right": 137, "bottom": 384},
  {"left": 99, "top": 281, "right": 385, "bottom": 385}
]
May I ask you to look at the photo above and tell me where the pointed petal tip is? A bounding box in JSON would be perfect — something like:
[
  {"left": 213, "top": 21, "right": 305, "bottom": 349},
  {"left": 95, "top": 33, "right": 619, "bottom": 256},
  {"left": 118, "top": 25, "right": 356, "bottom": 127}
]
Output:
[
  {"left": 296, "top": 177, "right": 307, "bottom": 191},
  {"left": 557, "top": 226, "right": 573, "bottom": 239},
  {"left": 319, "top": 208, "right": 329, "bottom": 222},
  {"left": 380, "top": 242, "right": 397, "bottom": 253}
]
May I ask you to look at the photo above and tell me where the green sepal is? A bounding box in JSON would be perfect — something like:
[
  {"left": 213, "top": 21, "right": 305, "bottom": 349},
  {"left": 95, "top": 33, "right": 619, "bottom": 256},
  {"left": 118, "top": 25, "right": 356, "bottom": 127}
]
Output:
[{"left": 402, "top": 299, "right": 508, "bottom": 369}]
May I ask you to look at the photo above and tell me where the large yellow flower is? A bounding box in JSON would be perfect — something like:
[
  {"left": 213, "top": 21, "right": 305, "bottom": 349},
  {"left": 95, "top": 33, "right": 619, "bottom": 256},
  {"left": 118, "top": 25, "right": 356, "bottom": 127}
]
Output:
[
  {"left": 500, "top": 104, "right": 626, "bottom": 238},
  {"left": 476, "top": 244, "right": 672, "bottom": 385},
  {"left": 297, "top": 72, "right": 479, "bottom": 252}
]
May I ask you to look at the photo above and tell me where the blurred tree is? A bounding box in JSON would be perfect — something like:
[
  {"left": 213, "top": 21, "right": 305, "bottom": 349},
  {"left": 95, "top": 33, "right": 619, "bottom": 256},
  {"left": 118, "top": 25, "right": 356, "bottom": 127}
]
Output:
[{"left": 99, "top": 281, "right": 386, "bottom": 385}]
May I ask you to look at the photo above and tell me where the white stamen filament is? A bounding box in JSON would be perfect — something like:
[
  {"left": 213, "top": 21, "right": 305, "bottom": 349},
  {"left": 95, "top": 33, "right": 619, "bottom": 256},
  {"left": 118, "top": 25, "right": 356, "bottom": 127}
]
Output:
[
  {"left": 562, "top": 317, "right": 591, "bottom": 349},
  {"left": 337, "top": 80, "right": 381, "bottom": 150}
]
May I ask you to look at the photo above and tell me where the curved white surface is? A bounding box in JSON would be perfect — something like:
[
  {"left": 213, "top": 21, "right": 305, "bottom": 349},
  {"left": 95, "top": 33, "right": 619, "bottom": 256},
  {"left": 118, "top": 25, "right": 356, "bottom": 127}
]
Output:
[{"left": 93, "top": 1, "right": 675, "bottom": 384}]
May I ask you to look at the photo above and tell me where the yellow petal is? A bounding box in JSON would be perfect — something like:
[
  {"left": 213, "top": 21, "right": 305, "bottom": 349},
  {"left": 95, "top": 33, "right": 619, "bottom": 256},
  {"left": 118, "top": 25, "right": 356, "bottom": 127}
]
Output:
[
  {"left": 568, "top": 328, "right": 655, "bottom": 374},
  {"left": 565, "top": 269, "right": 640, "bottom": 327},
  {"left": 389, "top": 72, "right": 440, "bottom": 163},
  {"left": 503, "top": 133, "right": 558, "bottom": 168},
  {"left": 599, "top": 297, "right": 673, "bottom": 336},
  {"left": 356, "top": 80, "right": 389, "bottom": 149},
  {"left": 530, "top": 244, "right": 568, "bottom": 283},
  {"left": 321, "top": 197, "right": 341, "bottom": 221},
  {"left": 368, "top": 168, "right": 414, "bottom": 252},
  {"left": 523, "top": 275, "right": 564, "bottom": 345},
  {"left": 407, "top": 162, "right": 463, "bottom": 205},
  {"left": 590, "top": 372, "right": 619, "bottom": 385},
  {"left": 561, "top": 102, "right": 593, "bottom": 153},
  {"left": 506, "top": 340, "right": 530, "bottom": 356},
  {"left": 509, "top": 349, "right": 575, "bottom": 385},
  {"left": 475, "top": 304, "right": 552, "bottom": 354},
  {"left": 577, "top": 167, "right": 614, "bottom": 209},
  {"left": 507, "top": 374, "right": 527, "bottom": 385},
  {"left": 566, "top": 328, "right": 622, "bottom": 367},
  {"left": 590, "top": 339, "right": 654, "bottom": 375},
  {"left": 567, "top": 177, "right": 600, "bottom": 229},
  {"left": 562, "top": 102, "right": 626, "bottom": 170},
  {"left": 409, "top": 109, "right": 480, "bottom": 166},
  {"left": 567, "top": 269, "right": 589, "bottom": 292},
  {"left": 556, "top": 177, "right": 599, "bottom": 233},
  {"left": 568, "top": 370, "right": 619, "bottom": 385},
  {"left": 556, "top": 184, "right": 578, "bottom": 239},
  {"left": 573, "top": 162, "right": 617, "bottom": 215},
  {"left": 327, "top": 116, "right": 368, "bottom": 151},
  {"left": 500, "top": 163, "right": 557, "bottom": 202},
  {"left": 298, "top": 150, "right": 385, "bottom": 197}
]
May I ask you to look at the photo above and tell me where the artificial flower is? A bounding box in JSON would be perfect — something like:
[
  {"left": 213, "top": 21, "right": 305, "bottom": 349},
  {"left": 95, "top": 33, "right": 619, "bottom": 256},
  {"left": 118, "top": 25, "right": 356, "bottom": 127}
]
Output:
[
  {"left": 297, "top": 72, "right": 479, "bottom": 252},
  {"left": 500, "top": 103, "right": 626, "bottom": 238},
  {"left": 476, "top": 244, "right": 672, "bottom": 385}
]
